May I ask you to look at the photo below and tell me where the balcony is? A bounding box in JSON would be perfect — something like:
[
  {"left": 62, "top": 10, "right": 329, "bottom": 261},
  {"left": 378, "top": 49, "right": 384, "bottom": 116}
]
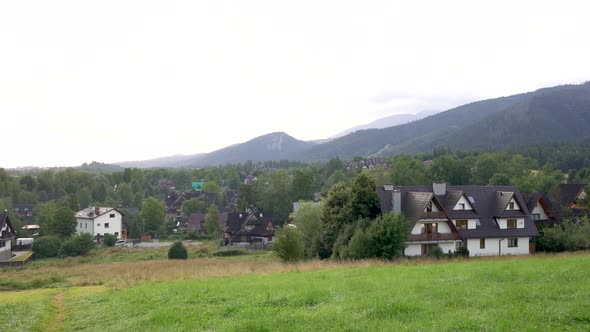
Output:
[
  {"left": 419, "top": 212, "right": 447, "bottom": 220},
  {"left": 407, "top": 232, "right": 461, "bottom": 243}
]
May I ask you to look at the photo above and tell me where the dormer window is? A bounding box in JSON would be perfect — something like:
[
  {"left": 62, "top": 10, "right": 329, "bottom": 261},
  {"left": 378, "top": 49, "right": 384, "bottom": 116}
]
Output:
[
  {"left": 508, "top": 202, "right": 515, "bottom": 210},
  {"left": 245, "top": 225, "right": 255, "bottom": 231},
  {"left": 426, "top": 202, "right": 433, "bottom": 212},
  {"left": 458, "top": 203, "right": 465, "bottom": 210}
]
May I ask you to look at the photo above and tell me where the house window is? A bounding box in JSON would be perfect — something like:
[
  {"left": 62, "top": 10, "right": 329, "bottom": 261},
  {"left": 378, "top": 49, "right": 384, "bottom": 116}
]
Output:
[
  {"left": 532, "top": 214, "right": 541, "bottom": 221},
  {"left": 0, "top": 240, "right": 4, "bottom": 248},
  {"left": 424, "top": 223, "right": 436, "bottom": 234},
  {"left": 456, "top": 220, "right": 468, "bottom": 229},
  {"left": 480, "top": 238, "right": 485, "bottom": 249},
  {"left": 458, "top": 203, "right": 465, "bottom": 210},
  {"left": 110, "top": 214, "right": 115, "bottom": 218},
  {"left": 97, "top": 223, "right": 100, "bottom": 227},
  {"left": 426, "top": 201, "right": 433, "bottom": 212},
  {"left": 508, "top": 238, "right": 518, "bottom": 247},
  {"left": 105, "top": 223, "right": 110, "bottom": 229},
  {"left": 85, "top": 223, "right": 87, "bottom": 229},
  {"left": 508, "top": 202, "right": 515, "bottom": 210},
  {"left": 507, "top": 219, "right": 517, "bottom": 229},
  {"left": 241, "top": 235, "right": 247, "bottom": 242},
  {"left": 115, "top": 232, "right": 119, "bottom": 237},
  {"left": 79, "top": 223, "right": 82, "bottom": 228}
]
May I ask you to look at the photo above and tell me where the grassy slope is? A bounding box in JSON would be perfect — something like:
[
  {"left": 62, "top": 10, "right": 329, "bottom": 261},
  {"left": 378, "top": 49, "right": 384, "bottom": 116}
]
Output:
[
  {"left": 2, "top": 254, "right": 589, "bottom": 331},
  {"left": 58, "top": 254, "right": 589, "bottom": 331}
]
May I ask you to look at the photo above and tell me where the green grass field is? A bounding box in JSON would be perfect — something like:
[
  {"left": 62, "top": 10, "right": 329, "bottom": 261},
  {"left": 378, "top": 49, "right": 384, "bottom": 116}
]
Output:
[{"left": 1, "top": 254, "right": 589, "bottom": 331}]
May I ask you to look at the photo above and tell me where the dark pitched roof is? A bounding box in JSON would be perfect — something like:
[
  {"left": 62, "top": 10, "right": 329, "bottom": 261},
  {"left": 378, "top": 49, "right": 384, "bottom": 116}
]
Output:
[
  {"left": 1, "top": 212, "right": 16, "bottom": 239},
  {"left": 554, "top": 184, "right": 586, "bottom": 208},
  {"left": 224, "top": 212, "right": 275, "bottom": 242},
  {"left": 379, "top": 185, "right": 539, "bottom": 239},
  {"left": 187, "top": 213, "right": 207, "bottom": 232}
]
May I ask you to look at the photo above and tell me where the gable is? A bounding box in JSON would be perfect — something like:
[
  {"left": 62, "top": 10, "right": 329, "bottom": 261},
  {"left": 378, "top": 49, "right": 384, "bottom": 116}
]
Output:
[
  {"left": 506, "top": 197, "right": 521, "bottom": 211},
  {"left": 453, "top": 195, "right": 474, "bottom": 211}
]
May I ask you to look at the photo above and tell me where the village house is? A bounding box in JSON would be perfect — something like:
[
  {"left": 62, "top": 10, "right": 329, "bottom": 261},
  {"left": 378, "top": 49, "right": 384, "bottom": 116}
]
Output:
[
  {"left": 0, "top": 212, "right": 16, "bottom": 262},
  {"left": 551, "top": 184, "right": 587, "bottom": 222},
  {"left": 521, "top": 192, "right": 556, "bottom": 227},
  {"left": 12, "top": 204, "right": 35, "bottom": 222},
  {"left": 165, "top": 191, "right": 217, "bottom": 221},
  {"left": 378, "top": 183, "right": 539, "bottom": 256},
  {"left": 224, "top": 212, "right": 275, "bottom": 245},
  {"left": 75, "top": 207, "right": 126, "bottom": 239},
  {"left": 186, "top": 212, "right": 228, "bottom": 235}
]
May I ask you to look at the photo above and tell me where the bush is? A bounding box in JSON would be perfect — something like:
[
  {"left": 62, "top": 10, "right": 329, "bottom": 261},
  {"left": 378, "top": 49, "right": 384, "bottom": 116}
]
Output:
[
  {"left": 273, "top": 226, "right": 305, "bottom": 262},
  {"left": 32, "top": 235, "right": 61, "bottom": 258},
  {"left": 212, "top": 249, "right": 247, "bottom": 257},
  {"left": 103, "top": 234, "right": 118, "bottom": 247},
  {"left": 455, "top": 246, "right": 470, "bottom": 257},
  {"left": 168, "top": 241, "right": 188, "bottom": 259},
  {"left": 60, "top": 233, "right": 96, "bottom": 257},
  {"left": 428, "top": 245, "right": 444, "bottom": 259}
]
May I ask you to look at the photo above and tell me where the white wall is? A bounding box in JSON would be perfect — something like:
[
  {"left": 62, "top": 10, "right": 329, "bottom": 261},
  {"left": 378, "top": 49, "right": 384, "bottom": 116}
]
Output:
[
  {"left": 404, "top": 244, "right": 421, "bottom": 256},
  {"left": 497, "top": 218, "right": 525, "bottom": 229},
  {"left": 531, "top": 203, "right": 549, "bottom": 220},
  {"left": 0, "top": 222, "right": 13, "bottom": 261},
  {"left": 453, "top": 195, "right": 473, "bottom": 210},
  {"left": 93, "top": 211, "right": 123, "bottom": 237},
  {"left": 467, "top": 237, "right": 530, "bottom": 256},
  {"left": 507, "top": 197, "right": 520, "bottom": 210},
  {"left": 76, "top": 219, "right": 94, "bottom": 235},
  {"left": 404, "top": 242, "right": 459, "bottom": 256}
]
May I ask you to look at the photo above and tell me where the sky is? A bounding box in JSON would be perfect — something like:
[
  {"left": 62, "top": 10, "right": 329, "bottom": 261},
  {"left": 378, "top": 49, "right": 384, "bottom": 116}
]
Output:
[{"left": 1, "top": 0, "right": 590, "bottom": 168}]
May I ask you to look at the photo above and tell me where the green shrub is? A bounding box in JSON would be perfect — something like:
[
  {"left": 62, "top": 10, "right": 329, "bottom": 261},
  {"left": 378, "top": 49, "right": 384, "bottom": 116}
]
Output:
[
  {"left": 103, "top": 234, "right": 118, "bottom": 247},
  {"left": 168, "top": 241, "right": 188, "bottom": 259},
  {"left": 273, "top": 226, "right": 304, "bottom": 262},
  {"left": 429, "top": 246, "right": 444, "bottom": 259},
  {"left": 455, "top": 246, "right": 470, "bottom": 257},
  {"left": 32, "top": 235, "right": 61, "bottom": 258},
  {"left": 212, "top": 249, "right": 247, "bottom": 257},
  {"left": 60, "top": 233, "right": 96, "bottom": 257}
]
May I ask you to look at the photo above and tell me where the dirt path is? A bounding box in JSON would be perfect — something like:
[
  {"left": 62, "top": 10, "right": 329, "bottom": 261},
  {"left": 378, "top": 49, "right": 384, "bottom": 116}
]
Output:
[{"left": 47, "top": 291, "right": 67, "bottom": 332}]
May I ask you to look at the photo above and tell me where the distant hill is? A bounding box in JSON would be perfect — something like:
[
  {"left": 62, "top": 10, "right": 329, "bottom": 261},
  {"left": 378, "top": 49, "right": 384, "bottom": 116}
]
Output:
[
  {"left": 329, "top": 110, "right": 439, "bottom": 140},
  {"left": 176, "top": 132, "right": 315, "bottom": 167},
  {"left": 117, "top": 154, "right": 203, "bottom": 168},
  {"left": 116, "top": 82, "right": 590, "bottom": 168},
  {"left": 302, "top": 82, "right": 590, "bottom": 160}
]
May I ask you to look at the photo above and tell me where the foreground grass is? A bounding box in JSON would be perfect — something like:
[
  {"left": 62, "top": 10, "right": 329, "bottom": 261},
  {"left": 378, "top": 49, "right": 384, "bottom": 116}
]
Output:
[{"left": 3, "top": 253, "right": 588, "bottom": 331}]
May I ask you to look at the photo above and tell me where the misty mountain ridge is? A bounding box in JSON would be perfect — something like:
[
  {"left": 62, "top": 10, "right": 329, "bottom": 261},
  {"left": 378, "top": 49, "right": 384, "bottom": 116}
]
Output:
[{"left": 115, "top": 82, "right": 590, "bottom": 168}]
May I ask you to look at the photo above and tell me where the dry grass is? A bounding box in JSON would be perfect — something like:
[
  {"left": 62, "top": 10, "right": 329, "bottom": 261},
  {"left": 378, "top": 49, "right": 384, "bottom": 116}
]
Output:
[{"left": 2, "top": 251, "right": 587, "bottom": 292}]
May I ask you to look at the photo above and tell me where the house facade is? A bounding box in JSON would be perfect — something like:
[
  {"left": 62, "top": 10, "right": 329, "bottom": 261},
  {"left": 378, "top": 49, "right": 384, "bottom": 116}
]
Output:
[
  {"left": 552, "top": 184, "right": 587, "bottom": 222},
  {"left": 378, "top": 183, "right": 539, "bottom": 257},
  {"left": 224, "top": 212, "right": 275, "bottom": 245},
  {"left": 1, "top": 212, "right": 16, "bottom": 262},
  {"left": 75, "top": 207, "right": 125, "bottom": 239}
]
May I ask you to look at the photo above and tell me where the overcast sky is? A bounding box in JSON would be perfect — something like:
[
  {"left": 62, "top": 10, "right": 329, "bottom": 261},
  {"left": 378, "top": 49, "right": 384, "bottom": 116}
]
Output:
[{"left": 1, "top": 1, "right": 589, "bottom": 168}]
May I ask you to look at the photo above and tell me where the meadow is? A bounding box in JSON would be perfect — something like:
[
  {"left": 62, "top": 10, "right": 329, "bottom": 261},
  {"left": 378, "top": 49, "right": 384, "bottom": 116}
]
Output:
[{"left": 1, "top": 252, "right": 589, "bottom": 331}]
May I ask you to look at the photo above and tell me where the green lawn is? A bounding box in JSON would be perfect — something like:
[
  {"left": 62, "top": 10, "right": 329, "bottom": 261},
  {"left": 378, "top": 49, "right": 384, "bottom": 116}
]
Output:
[{"left": 2, "top": 254, "right": 589, "bottom": 331}]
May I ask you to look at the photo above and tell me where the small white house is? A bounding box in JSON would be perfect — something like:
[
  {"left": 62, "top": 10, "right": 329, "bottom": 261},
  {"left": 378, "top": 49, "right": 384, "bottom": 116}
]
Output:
[
  {"left": 1, "top": 212, "right": 16, "bottom": 262},
  {"left": 75, "top": 207, "right": 125, "bottom": 239}
]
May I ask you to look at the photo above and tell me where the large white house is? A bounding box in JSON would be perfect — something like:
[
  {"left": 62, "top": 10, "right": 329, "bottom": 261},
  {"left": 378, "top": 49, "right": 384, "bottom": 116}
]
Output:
[
  {"left": 1, "top": 212, "right": 16, "bottom": 262},
  {"left": 75, "top": 207, "right": 125, "bottom": 239},
  {"left": 378, "top": 183, "right": 539, "bottom": 257}
]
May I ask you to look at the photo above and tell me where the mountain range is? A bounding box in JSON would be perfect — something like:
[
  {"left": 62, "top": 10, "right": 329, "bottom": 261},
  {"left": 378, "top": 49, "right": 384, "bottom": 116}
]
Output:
[{"left": 117, "top": 82, "right": 590, "bottom": 168}]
